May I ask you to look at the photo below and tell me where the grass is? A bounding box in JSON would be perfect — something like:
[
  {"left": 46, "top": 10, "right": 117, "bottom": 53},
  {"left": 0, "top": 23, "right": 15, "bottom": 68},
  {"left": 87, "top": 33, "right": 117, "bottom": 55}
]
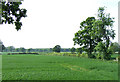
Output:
[
  {"left": 0, "top": 55, "right": 2, "bottom": 81},
  {"left": 2, "top": 54, "right": 118, "bottom": 80}
]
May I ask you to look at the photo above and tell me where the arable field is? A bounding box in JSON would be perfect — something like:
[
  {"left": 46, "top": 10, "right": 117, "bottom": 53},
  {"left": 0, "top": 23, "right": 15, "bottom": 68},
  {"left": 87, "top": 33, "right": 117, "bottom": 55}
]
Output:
[
  {"left": 2, "top": 54, "right": 118, "bottom": 80},
  {"left": 0, "top": 55, "right": 2, "bottom": 81}
]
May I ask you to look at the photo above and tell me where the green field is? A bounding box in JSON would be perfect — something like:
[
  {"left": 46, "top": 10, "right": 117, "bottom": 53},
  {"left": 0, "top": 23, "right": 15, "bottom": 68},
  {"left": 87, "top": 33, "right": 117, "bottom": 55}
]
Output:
[
  {"left": 0, "top": 55, "right": 2, "bottom": 81},
  {"left": 2, "top": 54, "right": 118, "bottom": 80}
]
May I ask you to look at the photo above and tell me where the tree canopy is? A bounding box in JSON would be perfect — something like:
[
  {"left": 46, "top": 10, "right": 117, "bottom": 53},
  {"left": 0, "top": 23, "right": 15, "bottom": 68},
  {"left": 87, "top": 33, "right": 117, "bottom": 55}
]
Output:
[
  {"left": 109, "top": 42, "right": 120, "bottom": 53},
  {"left": 70, "top": 47, "right": 76, "bottom": 54},
  {"left": 53, "top": 45, "right": 61, "bottom": 53},
  {"left": 73, "top": 17, "right": 97, "bottom": 58},
  {"left": 73, "top": 7, "right": 115, "bottom": 60},
  {"left": 1, "top": 0, "right": 27, "bottom": 31},
  {"left": 94, "top": 7, "right": 115, "bottom": 60}
]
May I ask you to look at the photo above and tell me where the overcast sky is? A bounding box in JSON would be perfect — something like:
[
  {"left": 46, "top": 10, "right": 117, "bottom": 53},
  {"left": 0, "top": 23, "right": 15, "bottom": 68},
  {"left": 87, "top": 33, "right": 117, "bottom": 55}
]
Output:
[{"left": 0, "top": 0, "right": 119, "bottom": 48}]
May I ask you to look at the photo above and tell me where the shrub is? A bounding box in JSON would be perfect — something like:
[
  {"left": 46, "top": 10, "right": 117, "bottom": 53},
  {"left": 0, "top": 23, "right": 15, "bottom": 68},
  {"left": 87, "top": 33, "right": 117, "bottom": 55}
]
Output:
[
  {"left": 76, "top": 53, "right": 81, "bottom": 57},
  {"left": 80, "top": 53, "right": 88, "bottom": 58},
  {"left": 62, "top": 53, "right": 70, "bottom": 56},
  {"left": 71, "top": 53, "right": 76, "bottom": 56}
]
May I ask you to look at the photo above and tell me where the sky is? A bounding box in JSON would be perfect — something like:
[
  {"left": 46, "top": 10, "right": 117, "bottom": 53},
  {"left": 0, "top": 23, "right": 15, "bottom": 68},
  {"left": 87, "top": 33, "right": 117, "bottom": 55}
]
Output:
[{"left": 0, "top": 0, "right": 119, "bottom": 49}]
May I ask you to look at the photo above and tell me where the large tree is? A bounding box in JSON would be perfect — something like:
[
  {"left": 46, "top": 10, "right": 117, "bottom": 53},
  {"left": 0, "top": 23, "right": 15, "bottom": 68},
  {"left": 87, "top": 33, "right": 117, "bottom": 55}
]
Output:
[
  {"left": 53, "top": 45, "right": 61, "bottom": 53},
  {"left": 1, "top": 0, "right": 27, "bottom": 30},
  {"left": 93, "top": 7, "right": 115, "bottom": 60},
  {"left": 73, "top": 17, "right": 96, "bottom": 58},
  {"left": 73, "top": 7, "right": 115, "bottom": 59}
]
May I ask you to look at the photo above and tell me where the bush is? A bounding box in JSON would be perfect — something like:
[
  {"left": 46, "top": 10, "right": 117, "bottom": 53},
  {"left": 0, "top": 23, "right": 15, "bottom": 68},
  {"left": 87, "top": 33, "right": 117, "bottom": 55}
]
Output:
[
  {"left": 76, "top": 53, "right": 81, "bottom": 57},
  {"left": 80, "top": 53, "right": 88, "bottom": 58},
  {"left": 71, "top": 53, "right": 77, "bottom": 56},
  {"left": 61, "top": 52, "right": 77, "bottom": 57}
]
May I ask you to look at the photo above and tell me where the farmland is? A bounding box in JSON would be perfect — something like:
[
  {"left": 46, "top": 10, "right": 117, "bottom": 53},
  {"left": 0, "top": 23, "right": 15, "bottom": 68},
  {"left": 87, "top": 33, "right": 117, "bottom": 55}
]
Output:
[{"left": 2, "top": 54, "right": 118, "bottom": 80}]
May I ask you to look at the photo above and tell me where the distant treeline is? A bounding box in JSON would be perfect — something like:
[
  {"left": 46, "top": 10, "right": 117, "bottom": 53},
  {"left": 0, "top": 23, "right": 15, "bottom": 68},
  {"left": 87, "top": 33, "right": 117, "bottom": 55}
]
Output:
[{"left": 3, "top": 46, "right": 70, "bottom": 52}]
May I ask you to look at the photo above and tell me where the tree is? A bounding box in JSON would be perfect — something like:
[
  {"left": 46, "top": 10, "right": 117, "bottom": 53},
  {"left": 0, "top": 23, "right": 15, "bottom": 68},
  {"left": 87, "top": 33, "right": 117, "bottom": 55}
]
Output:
[
  {"left": 2, "top": 45, "right": 5, "bottom": 51},
  {"left": 0, "top": 40, "right": 5, "bottom": 52},
  {"left": 27, "top": 48, "right": 32, "bottom": 53},
  {"left": 109, "top": 42, "right": 120, "bottom": 53},
  {"left": 20, "top": 47, "right": 26, "bottom": 52},
  {"left": 15, "top": 48, "right": 20, "bottom": 52},
  {"left": 70, "top": 47, "right": 76, "bottom": 53},
  {"left": 1, "top": 0, "right": 27, "bottom": 31},
  {"left": 53, "top": 45, "right": 61, "bottom": 53},
  {"left": 76, "top": 48, "right": 82, "bottom": 54},
  {"left": 49, "top": 48, "right": 53, "bottom": 52},
  {"left": 119, "top": 46, "right": 120, "bottom": 54},
  {"left": 94, "top": 42, "right": 106, "bottom": 59},
  {"left": 73, "top": 7, "right": 115, "bottom": 60},
  {"left": 73, "top": 17, "right": 97, "bottom": 58},
  {"left": 93, "top": 7, "right": 115, "bottom": 60},
  {"left": 7, "top": 46, "right": 15, "bottom": 52}
]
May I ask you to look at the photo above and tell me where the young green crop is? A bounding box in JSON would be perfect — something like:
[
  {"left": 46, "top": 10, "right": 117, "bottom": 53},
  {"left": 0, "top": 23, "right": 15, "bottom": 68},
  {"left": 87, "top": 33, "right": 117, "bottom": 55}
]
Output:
[{"left": 2, "top": 54, "right": 118, "bottom": 80}]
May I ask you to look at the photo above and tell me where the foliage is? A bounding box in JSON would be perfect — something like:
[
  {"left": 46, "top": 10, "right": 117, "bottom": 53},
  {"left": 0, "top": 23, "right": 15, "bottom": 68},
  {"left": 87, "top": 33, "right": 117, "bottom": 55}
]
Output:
[
  {"left": 15, "top": 48, "right": 20, "bottom": 52},
  {"left": 52, "top": 45, "right": 61, "bottom": 53},
  {"left": 109, "top": 42, "right": 120, "bottom": 53},
  {"left": 94, "top": 42, "right": 105, "bottom": 52},
  {"left": 6, "top": 46, "right": 15, "bottom": 52},
  {"left": 94, "top": 42, "right": 112, "bottom": 60},
  {"left": 76, "top": 53, "right": 80, "bottom": 57},
  {"left": 27, "top": 48, "right": 33, "bottom": 53},
  {"left": 119, "top": 48, "right": 120, "bottom": 54},
  {"left": 1, "top": 1, "right": 27, "bottom": 31},
  {"left": 2, "top": 45, "right": 5, "bottom": 51},
  {"left": 70, "top": 47, "right": 76, "bottom": 53},
  {"left": 73, "top": 7, "right": 115, "bottom": 60},
  {"left": 94, "top": 52, "right": 104, "bottom": 60},
  {"left": 0, "top": 40, "right": 5, "bottom": 51},
  {"left": 76, "top": 48, "right": 82, "bottom": 54},
  {"left": 93, "top": 7, "right": 115, "bottom": 60},
  {"left": 73, "top": 17, "right": 96, "bottom": 57},
  {"left": 80, "top": 53, "right": 88, "bottom": 58},
  {"left": 3, "top": 47, "right": 71, "bottom": 53},
  {"left": 61, "top": 48, "right": 70, "bottom": 52},
  {"left": 19, "top": 47, "right": 26, "bottom": 52}
]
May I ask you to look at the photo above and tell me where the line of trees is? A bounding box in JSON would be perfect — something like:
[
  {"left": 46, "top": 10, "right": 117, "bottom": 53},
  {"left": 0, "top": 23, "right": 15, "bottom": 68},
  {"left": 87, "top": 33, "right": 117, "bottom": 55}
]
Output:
[
  {"left": 2, "top": 46, "right": 71, "bottom": 53},
  {"left": 70, "top": 42, "right": 120, "bottom": 54}
]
